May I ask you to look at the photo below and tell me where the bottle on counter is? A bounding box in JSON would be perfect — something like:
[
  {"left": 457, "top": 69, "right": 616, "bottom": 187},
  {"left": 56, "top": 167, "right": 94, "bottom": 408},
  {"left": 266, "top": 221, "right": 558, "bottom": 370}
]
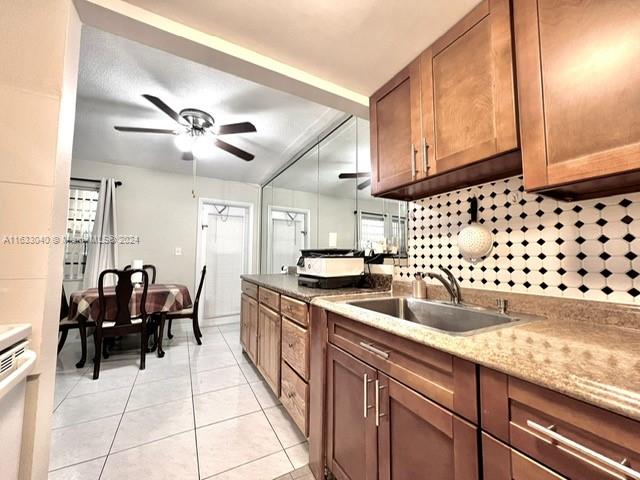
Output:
[{"left": 412, "top": 273, "right": 427, "bottom": 299}]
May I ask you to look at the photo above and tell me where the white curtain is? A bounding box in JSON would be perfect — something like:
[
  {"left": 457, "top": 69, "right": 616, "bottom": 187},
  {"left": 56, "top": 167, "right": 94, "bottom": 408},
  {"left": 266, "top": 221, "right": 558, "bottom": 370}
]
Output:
[{"left": 83, "top": 179, "right": 118, "bottom": 288}]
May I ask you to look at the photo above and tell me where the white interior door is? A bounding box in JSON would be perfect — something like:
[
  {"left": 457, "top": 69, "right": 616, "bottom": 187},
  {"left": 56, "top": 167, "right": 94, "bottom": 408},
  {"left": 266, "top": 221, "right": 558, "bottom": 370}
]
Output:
[
  {"left": 200, "top": 203, "right": 250, "bottom": 318},
  {"left": 269, "top": 208, "right": 308, "bottom": 274}
]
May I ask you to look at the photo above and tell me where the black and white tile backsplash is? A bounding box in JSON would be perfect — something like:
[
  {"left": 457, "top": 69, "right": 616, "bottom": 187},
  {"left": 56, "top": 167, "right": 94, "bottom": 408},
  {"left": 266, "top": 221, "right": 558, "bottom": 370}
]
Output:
[{"left": 395, "top": 176, "right": 640, "bottom": 304}]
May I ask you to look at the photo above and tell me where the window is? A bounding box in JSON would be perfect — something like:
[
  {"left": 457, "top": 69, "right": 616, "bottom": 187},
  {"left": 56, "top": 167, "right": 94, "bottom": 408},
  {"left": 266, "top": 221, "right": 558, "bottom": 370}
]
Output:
[
  {"left": 64, "top": 184, "right": 99, "bottom": 281},
  {"left": 359, "top": 212, "right": 386, "bottom": 249},
  {"left": 358, "top": 211, "right": 407, "bottom": 254}
]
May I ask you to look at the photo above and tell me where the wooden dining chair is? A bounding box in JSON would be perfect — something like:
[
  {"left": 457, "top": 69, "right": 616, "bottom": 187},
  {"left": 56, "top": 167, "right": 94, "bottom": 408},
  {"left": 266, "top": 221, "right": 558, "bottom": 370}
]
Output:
[
  {"left": 165, "top": 265, "right": 206, "bottom": 345},
  {"left": 123, "top": 264, "right": 157, "bottom": 284},
  {"left": 58, "top": 285, "right": 94, "bottom": 366},
  {"left": 93, "top": 268, "right": 149, "bottom": 380}
]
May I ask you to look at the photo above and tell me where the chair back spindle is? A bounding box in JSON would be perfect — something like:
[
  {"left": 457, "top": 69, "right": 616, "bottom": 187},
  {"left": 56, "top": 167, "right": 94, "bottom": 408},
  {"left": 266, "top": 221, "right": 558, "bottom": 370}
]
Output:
[
  {"left": 123, "top": 264, "right": 157, "bottom": 284},
  {"left": 98, "top": 269, "right": 149, "bottom": 327}
]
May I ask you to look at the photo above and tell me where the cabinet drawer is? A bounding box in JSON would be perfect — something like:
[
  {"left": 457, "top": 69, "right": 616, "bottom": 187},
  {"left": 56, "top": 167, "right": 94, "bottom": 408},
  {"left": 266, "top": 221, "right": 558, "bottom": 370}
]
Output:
[
  {"left": 481, "top": 368, "right": 640, "bottom": 480},
  {"left": 281, "top": 360, "right": 308, "bottom": 436},
  {"left": 241, "top": 281, "right": 258, "bottom": 299},
  {"left": 258, "top": 287, "right": 280, "bottom": 311},
  {"left": 282, "top": 317, "right": 309, "bottom": 380},
  {"left": 281, "top": 295, "right": 308, "bottom": 327},
  {"left": 328, "top": 312, "right": 477, "bottom": 422},
  {"left": 482, "top": 433, "right": 565, "bottom": 479}
]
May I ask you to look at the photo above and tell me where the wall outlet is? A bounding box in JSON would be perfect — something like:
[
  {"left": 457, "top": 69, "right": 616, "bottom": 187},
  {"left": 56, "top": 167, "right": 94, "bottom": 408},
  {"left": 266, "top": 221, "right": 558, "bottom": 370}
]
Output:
[{"left": 175, "top": 247, "right": 182, "bottom": 256}]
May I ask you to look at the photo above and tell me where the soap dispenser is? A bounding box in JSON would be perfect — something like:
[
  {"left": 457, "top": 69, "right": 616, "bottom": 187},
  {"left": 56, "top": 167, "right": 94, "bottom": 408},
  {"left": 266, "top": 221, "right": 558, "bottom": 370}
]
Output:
[{"left": 412, "top": 273, "right": 427, "bottom": 299}]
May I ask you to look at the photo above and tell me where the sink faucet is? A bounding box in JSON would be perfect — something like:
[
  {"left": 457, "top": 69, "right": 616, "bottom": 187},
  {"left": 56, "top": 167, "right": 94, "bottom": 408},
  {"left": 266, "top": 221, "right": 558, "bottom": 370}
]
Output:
[
  {"left": 423, "top": 267, "right": 461, "bottom": 304},
  {"left": 439, "top": 266, "right": 461, "bottom": 304}
]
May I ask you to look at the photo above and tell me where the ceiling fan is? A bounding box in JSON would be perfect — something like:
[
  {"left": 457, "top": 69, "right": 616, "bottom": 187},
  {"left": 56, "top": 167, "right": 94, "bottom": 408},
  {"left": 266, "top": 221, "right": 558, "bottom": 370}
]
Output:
[
  {"left": 114, "top": 94, "right": 257, "bottom": 161},
  {"left": 338, "top": 171, "right": 371, "bottom": 190}
]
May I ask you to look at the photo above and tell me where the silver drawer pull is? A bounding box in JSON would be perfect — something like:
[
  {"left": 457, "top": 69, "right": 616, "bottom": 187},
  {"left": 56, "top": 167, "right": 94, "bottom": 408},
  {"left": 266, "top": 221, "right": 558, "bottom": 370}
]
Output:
[
  {"left": 363, "top": 374, "right": 373, "bottom": 418},
  {"left": 422, "top": 137, "right": 429, "bottom": 173},
  {"left": 375, "top": 380, "right": 386, "bottom": 427},
  {"left": 359, "top": 341, "right": 390, "bottom": 359},
  {"left": 411, "top": 144, "right": 417, "bottom": 178},
  {"left": 526, "top": 420, "right": 640, "bottom": 480}
]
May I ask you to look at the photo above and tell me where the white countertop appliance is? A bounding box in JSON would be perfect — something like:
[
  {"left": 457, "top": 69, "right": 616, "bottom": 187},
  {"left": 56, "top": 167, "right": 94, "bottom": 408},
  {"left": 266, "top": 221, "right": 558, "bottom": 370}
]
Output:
[
  {"left": 297, "top": 249, "right": 365, "bottom": 288},
  {"left": 0, "top": 324, "right": 36, "bottom": 480}
]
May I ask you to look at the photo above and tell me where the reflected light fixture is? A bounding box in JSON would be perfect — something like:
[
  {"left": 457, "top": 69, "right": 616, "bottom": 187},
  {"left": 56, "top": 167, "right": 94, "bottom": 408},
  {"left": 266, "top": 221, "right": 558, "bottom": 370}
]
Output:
[{"left": 192, "top": 135, "right": 210, "bottom": 158}]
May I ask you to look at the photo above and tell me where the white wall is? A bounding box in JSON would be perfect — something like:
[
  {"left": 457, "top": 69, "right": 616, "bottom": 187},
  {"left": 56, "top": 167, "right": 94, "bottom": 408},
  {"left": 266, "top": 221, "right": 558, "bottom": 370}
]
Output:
[
  {"left": 70, "top": 159, "right": 261, "bottom": 293},
  {"left": 0, "top": 2, "right": 81, "bottom": 478}
]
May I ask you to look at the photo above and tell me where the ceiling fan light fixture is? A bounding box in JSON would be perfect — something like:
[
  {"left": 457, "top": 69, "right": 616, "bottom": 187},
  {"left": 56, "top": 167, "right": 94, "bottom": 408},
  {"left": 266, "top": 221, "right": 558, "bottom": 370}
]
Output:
[
  {"left": 192, "top": 135, "right": 210, "bottom": 158},
  {"left": 174, "top": 132, "right": 195, "bottom": 152}
]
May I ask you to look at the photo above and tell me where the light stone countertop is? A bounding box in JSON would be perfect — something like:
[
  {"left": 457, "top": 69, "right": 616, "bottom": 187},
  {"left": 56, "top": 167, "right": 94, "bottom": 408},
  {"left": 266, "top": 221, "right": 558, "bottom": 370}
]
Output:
[
  {"left": 240, "top": 274, "right": 390, "bottom": 302},
  {"left": 311, "top": 292, "right": 640, "bottom": 423}
]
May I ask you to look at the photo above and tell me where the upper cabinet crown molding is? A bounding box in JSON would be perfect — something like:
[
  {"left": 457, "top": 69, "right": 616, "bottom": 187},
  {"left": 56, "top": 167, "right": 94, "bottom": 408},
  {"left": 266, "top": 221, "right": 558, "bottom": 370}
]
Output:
[
  {"left": 514, "top": 0, "right": 640, "bottom": 200},
  {"left": 369, "top": 0, "right": 521, "bottom": 200}
]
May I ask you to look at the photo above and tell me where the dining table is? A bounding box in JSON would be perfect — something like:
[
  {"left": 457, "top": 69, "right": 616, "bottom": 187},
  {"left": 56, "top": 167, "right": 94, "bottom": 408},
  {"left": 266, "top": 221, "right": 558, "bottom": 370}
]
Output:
[{"left": 68, "top": 283, "right": 192, "bottom": 367}]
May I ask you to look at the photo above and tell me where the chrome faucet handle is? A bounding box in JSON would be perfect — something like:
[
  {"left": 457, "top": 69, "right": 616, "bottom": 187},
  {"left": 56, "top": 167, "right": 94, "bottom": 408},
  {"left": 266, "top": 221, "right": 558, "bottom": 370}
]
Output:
[{"left": 496, "top": 299, "right": 508, "bottom": 314}]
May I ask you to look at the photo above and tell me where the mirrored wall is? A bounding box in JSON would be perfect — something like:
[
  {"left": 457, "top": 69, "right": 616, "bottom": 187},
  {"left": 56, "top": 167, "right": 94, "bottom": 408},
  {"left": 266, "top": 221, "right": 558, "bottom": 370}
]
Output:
[{"left": 260, "top": 116, "right": 407, "bottom": 274}]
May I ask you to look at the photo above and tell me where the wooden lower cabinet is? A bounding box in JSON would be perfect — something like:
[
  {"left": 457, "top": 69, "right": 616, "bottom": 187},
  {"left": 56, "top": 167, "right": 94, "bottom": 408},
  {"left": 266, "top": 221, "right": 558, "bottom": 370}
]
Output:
[
  {"left": 240, "top": 293, "right": 258, "bottom": 362},
  {"left": 483, "top": 433, "right": 565, "bottom": 479},
  {"left": 326, "top": 344, "right": 479, "bottom": 480},
  {"left": 378, "top": 373, "right": 479, "bottom": 480},
  {"left": 480, "top": 367, "right": 640, "bottom": 480},
  {"left": 327, "top": 344, "right": 378, "bottom": 480},
  {"left": 281, "top": 360, "right": 309, "bottom": 436},
  {"left": 257, "top": 304, "right": 281, "bottom": 395}
]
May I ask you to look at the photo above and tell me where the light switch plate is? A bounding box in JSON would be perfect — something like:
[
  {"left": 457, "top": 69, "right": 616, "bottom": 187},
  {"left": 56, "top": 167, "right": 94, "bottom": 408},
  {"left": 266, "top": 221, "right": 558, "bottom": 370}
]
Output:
[{"left": 175, "top": 247, "right": 182, "bottom": 256}]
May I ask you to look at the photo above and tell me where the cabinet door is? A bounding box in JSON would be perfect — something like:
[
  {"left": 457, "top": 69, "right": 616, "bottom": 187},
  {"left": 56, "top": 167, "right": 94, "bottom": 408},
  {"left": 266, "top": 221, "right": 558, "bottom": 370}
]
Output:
[
  {"left": 247, "top": 295, "right": 258, "bottom": 362},
  {"left": 515, "top": 0, "right": 640, "bottom": 191},
  {"left": 240, "top": 294, "right": 258, "bottom": 362},
  {"left": 377, "top": 373, "right": 479, "bottom": 480},
  {"left": 370, "top": 58, "right": 423, "bottom": 195},
  {"left": 257, "top": 304, "right": 281, "bottom": 395},
  {"left": 240, "top": 293, "right": 251, "bottom": 354},
  {"left": 327, "top": 345, "right": 378, "bottom": 480},
  {"left": 422, "top": 0, "right": 517, "bottom": 176}
]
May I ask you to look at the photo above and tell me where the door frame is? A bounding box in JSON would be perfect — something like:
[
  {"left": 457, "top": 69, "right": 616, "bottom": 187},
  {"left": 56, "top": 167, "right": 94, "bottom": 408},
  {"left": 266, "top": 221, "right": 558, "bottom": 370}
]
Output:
[
  {"left": 266, "top": 205, "right": 311, "bottom": 274},
  {"left": 195, "top": 197, "right": 254, "bottom": 318}
]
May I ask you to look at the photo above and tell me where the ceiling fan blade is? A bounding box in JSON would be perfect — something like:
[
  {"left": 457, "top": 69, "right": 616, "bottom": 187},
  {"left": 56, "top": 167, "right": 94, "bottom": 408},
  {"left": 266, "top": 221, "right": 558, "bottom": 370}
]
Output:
[
  {"left": 114, "top": 126, "right": 177, "bottom": 134},
  {"left": 215, "top": 139, "right": 255, "bottom": 161},
  {"left": 181, "top": 151, "right": 194, "bottom": 161},
  {"left": 216, "top": 122, "right": 257, "bottom": 135},
  {"left": 357, "top": 179, "right": 372, "bottom": 190},
  {"left": 338, "top": 172, "right": 371, "bottom": 179},
  {"left": 142, "top": 94, "right": 184, "bottom": 124}
]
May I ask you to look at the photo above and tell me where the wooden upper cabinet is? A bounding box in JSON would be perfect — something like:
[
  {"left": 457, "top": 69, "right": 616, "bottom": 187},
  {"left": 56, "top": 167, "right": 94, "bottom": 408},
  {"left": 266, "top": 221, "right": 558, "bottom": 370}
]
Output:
[
  {"left": 369, "top": 0, "right": 521, "bottom": 199},
  {"left": 370, "top": 59, "right": 423, "bottom": 195},
  {"left": 421, "top": 0, "right": 518, "bottom": 175},
  {"left": 514, "top": 0, "right": 640, "bottom": 198}
]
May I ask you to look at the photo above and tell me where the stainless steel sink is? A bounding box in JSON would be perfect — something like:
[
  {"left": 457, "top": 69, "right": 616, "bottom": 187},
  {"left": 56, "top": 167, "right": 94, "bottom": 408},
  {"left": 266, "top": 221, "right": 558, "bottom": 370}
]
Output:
[{"left": 345, "top": 297, "right": 541, "bottom": 335}]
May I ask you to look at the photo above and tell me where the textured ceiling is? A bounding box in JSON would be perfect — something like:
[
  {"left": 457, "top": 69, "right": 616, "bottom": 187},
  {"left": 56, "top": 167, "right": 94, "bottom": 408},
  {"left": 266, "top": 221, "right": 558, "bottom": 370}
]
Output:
[
  {"left": 73, "top": 27, "right": 344, "bottom": 184},
  {"left": 123, "top": 0, "right": 481, "bottom": 95}
]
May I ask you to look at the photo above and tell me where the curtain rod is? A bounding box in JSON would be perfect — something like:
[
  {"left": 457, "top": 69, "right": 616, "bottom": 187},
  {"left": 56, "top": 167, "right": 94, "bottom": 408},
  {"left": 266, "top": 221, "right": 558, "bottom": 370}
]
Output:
[{"left": 71, "top": 177, "right": 123, "bottom": 187}]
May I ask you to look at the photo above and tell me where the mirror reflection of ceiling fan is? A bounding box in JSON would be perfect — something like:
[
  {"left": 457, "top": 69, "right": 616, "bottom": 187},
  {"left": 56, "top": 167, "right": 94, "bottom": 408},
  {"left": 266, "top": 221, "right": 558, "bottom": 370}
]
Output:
[
  {"left": 338, "top": 172, "right": 371, "bottom": 190},
  {"left": 114, "top": 94, "right": 257, "bottom": 161}
]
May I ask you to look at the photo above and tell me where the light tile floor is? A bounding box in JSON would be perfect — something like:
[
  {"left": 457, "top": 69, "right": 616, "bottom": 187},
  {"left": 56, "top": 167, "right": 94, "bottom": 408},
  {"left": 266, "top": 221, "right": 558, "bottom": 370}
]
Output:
[{"left": 50, "top": 315, "right": 313, "bottom": 480}]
